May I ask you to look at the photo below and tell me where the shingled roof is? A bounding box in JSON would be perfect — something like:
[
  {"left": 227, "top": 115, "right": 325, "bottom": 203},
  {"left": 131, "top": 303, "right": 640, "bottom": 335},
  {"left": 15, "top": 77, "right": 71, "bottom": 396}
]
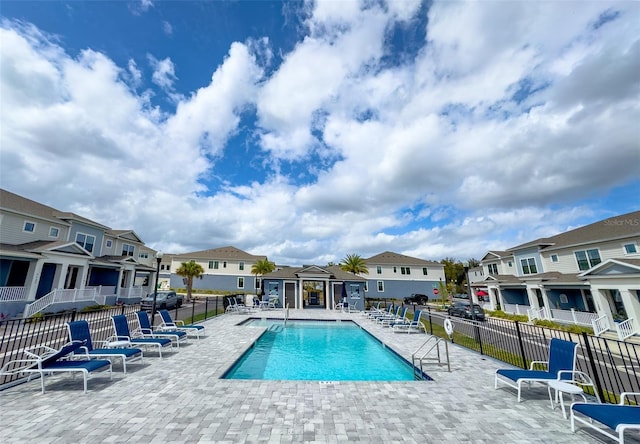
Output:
[
  {"left": 172, "top": 246, "right": 265, "bottom": 261},
  {"left": 365, "top": 251, "right": 441, "bottom": 266}
]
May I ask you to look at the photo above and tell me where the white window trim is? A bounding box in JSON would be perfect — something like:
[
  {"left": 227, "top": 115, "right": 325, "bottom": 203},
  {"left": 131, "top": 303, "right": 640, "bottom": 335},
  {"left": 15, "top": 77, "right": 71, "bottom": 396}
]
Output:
[
  {"left": 623, "top": 242, "right": 638, "bottom": 255},
  {"left": 23, "top": 221, "right": 36, "bottom": 233},
  {"left": 48, "top": 226, "right": 59, "bottom": 238},
  {"left": 237, "top": 276, "right": 245, "bottom": 289},
  {"left": 377, "top": 280, "right": 384, "bottom": 292},
  {"left": 122, "top": 243, "right": 135, "bottom": 257},
  {"left": 105, "top": 239, "right": 113, "bottom": 248},
  {"left": 520, "top": 257, "right": 537, "bottom": 275}
]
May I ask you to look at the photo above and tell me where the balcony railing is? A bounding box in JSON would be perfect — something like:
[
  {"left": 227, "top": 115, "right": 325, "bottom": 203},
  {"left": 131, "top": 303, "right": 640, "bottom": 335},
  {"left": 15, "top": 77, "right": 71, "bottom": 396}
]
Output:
[{"left": 0, "top": 287, "right": 26, "bottom": 302}]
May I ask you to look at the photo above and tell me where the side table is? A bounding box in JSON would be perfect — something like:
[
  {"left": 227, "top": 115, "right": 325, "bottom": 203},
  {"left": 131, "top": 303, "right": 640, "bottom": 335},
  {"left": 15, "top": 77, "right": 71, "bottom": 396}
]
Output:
[{"left": 548, "top": 380, "right": 587, "bottom": 419}]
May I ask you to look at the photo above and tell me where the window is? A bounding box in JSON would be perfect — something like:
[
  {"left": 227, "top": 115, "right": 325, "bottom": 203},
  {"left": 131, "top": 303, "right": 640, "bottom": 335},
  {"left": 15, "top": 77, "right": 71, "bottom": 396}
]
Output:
[
  {"left": 49, "top": 227, "right": 59, "bottom": 238},
  {"left": 400, "top": 267, "right": 411, "bottom": 275},
  {"left": 105, "top": 240, "right": 112, "bottom": 248},
  {"left": 121, "top": 243, "right": 134, "bottom": 256},
  {"left": 507, "top": 261, "right": 512, "bottom": 267},
  {"left": 213, "top": 261, "right": 219, "bottom": 269},
  {"left": 575, "top": 249, "right": 601, "bottom": 271},
  {"left": 422, "top": 267, "right": 428, "bottom": 275},
  {"left": 520, "top": 258, "right": 537, "bottom": 274},
  {"left": 161, "top": 265, "right": 166, "bottom": 270},
  {"left": 76, "top": 233, "right": 95, "bottom": 253},
  {"left": 223, "top": 261, "right": 227, "bottom": 268},
  {"left": 23, "top": 221, "right": 36, "bottom": 232},
  {"left": 376, "top": 266, "right": 382, "bottom": 274},
  {"left": 624, "top": 243, "right": 637, "bottom": 254},
  {"left": 377, "top": 281, "right": 384, "bottom": 292},
  {"left": 551, "top": 254, "right": 559, "bottom": 263},
  {"left": 393, "top": 266, "right": 397, "bottom": 273},
  {"left": 237, "top": 277, "right": 244, "bottom": 289},
  {"left": 364, "top": 282, "right": 369, "bottom": 292},
  {"left": 239, "top": 261, "right": 244, "bottom": 271},
  {"left": 487, "top": 264, "right": 498, "bottom": 275},
  {"left": 139, "top": 252, "right": 149, "bottom": 259}
]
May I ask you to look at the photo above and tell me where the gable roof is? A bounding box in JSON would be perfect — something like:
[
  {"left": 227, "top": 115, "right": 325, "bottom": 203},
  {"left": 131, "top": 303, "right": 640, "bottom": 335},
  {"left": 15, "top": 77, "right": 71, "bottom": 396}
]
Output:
[
  {"left": 509, "top": 210, "right": 640, "bottom": 252},
  {"left": 0, "top": 188, "right": 69, "bottom": 225},
  {"left": 481, "top": 251, "right": 512, "bottom": 262},
  {"left": 105, "top": 229, "right": 144, "bottom": 243},
  {"left": 173, "top": 246, "right": 265, "bottom": 261},
  {"left": 364, "top": 251, "right": 441, "bottom": 266},
  {"left": 264, "top": 265, "right": 366, "bottom": 281}
]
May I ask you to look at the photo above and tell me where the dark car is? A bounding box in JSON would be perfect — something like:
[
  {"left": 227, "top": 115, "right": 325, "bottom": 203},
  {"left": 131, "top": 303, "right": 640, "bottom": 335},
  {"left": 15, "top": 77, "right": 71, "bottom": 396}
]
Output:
[
  {"left": 447, "top": 301, "right": 485, "bottom": 321},
  {"left": 140, "top": 291, "right": 183, "bottom": 311},
  {"left": 404, "top": 293, "right": 429, "bottom": 305}
]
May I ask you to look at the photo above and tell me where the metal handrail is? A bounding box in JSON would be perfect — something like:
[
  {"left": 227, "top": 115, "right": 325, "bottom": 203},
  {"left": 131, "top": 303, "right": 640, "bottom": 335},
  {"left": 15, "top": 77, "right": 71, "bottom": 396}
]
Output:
[
  {"left": 412, "top": 336, "right": 450, "bottom": 376},
  {"left": 284, "top": 303, "right": 290, "bottom": 326}
]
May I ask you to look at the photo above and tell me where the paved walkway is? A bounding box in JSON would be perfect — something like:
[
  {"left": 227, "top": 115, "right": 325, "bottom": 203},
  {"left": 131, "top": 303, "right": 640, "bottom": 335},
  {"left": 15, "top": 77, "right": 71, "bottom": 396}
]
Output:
[{"left": 1, "top": 309, "right": 635, "bottom": 443}]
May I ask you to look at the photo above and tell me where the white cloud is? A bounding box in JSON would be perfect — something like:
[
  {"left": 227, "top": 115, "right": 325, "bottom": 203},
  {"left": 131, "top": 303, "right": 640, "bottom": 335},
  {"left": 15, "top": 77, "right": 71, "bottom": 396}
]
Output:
[
  {"left": 162, "top": 21, "right": 173, "bottom": 36},
  {"left": 1, "top": 1, "right": 639, "bottom": 266}
]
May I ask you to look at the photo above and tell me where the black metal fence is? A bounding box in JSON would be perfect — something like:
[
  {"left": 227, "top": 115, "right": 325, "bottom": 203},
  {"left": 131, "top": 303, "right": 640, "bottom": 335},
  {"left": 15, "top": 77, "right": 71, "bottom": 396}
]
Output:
[
  {"left": 0, "top": 299, "right": 224, "bottom": 388},
  {"left": 421, "top": 307, "right": 640, "bottom": 404}
]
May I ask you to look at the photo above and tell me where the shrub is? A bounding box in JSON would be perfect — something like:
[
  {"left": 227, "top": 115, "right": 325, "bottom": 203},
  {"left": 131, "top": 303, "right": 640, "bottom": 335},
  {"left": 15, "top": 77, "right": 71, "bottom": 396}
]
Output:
[
  {"left": 532, "top": 319, "right": 594, "bottom": 334},
  {"left": 486, "top": 309, "right": 528, "bottom": 322}
]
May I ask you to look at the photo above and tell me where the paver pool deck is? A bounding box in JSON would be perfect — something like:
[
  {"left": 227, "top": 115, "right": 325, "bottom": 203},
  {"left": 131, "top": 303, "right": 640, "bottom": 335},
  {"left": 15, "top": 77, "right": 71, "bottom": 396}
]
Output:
[{"left": 1, "top": 309, "right": 635, "bottom": 443}]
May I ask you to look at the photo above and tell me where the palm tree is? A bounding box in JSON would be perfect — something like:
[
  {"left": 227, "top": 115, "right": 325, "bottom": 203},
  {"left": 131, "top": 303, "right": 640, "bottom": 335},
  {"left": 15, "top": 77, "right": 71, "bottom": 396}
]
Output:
[
  {"left": 339, "top": 253, "right": 369, "bottom": 275},
  {"left": 176, "top": 260, "right": 204, "bottom": 302},
  {"left": 251, "top": 258, "right": 276, "bottom": 295}
]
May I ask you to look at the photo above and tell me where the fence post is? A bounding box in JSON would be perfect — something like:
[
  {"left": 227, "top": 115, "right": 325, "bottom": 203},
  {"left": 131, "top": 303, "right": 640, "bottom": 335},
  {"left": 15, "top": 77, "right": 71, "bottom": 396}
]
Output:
[
  {"left": 191, "top": 298, "right": 196, "bottom": 322},
  {"left": 581, "top": 332, "right": 606, "bottom": 403},
  {"left": 120, "top": 304, "right": 125, "bottom": 315},
  {"left": 427, "top": 306, "right": 433, "bottom": 335},
  {"left": 514, "top": 321, "right": 527, "bottom": 369},
  {"left": 205, "top": 297, "right": 209, "bottom": 321},
  {"left": 571, "top": 308, "right": 578, "bottom": 324}
]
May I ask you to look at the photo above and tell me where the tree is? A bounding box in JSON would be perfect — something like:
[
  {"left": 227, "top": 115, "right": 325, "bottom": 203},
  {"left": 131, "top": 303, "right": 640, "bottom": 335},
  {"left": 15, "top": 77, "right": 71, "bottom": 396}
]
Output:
[
  {"left": 176, "top": 260, "right": 204, "bottom": 302},
  {"left": 251, "top": 258, "right": 276, "bottom": 295},
  {"left": 339, "top": 253, "right": 369, "bottom": 275}
]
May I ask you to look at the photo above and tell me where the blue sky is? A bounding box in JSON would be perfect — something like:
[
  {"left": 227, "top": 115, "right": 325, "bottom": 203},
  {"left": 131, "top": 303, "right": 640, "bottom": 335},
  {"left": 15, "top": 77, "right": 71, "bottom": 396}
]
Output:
[{"left": 1, "top": 0, "right": 639, "bottom": 265}]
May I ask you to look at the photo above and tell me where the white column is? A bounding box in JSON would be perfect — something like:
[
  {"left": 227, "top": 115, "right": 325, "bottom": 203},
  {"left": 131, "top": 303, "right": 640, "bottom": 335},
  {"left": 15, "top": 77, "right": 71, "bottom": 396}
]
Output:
[
  {"left": 25, "top": 259, "right": 45, "bottom": 301},
  {"left": 526, "top": 286, "right": 539, "bottom": 310},
  {"left": 619, "top": 288, "right": 640, "bottom": 333}
]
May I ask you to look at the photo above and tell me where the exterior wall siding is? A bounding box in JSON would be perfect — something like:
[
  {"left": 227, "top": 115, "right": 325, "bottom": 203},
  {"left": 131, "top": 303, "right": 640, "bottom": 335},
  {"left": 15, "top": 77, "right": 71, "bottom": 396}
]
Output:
[
  {"left": 0, "top": 213, "right": 68, "bottom": 245},
  {"left": 512, "top": 247, "right": 543, "bottom": 276},
  {"left": 366, "top": 279, "right": 441, "bottom": 300},
  {"left": 170, "top": 274, "right": 257, "bottom": 293},
  {"left": 541, "top": 237, "right": 640, "bottom": 274},
  {"left": 68, "top": 223, "right": 105, "bottom": 256}
]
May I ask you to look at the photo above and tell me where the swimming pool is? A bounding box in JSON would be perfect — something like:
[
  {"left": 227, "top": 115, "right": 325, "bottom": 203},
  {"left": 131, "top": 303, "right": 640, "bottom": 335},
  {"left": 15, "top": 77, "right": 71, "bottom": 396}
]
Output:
[{"left": 223, "top": 319, "right": 430, "bottom": 381}]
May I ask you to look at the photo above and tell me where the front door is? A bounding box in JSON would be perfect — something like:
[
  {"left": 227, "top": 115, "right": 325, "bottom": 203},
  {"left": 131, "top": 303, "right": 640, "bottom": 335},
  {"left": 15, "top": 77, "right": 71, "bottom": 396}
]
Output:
[
  {"left": 285, "top": 282, "right": 296, "bottom": 308},
  {"left": 36, "top": 263, "right": 56, "bottom": 299}
]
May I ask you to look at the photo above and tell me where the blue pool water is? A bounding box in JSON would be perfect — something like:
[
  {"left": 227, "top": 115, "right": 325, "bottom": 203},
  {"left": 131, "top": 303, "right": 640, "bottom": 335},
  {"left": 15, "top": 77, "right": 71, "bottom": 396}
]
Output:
[{"left": 223, "top": 320, "right": 426, "bottom": 381}]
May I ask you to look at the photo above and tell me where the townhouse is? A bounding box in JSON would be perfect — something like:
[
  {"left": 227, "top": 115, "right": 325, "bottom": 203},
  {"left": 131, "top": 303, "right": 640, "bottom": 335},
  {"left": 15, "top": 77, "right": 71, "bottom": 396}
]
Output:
[
  {"left": 0, "top": 189, "right": 156, "bottom": 318},
  {"left": 363, "top": 251, "right": 446, "bottom": 301},
  {"left": 477, "top": 211, "right": 640, "bottom": 339}
]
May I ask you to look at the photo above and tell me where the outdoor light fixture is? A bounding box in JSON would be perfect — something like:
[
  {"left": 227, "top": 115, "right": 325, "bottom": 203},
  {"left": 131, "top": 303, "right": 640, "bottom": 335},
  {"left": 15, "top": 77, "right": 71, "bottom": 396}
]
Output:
[{"left": 150, "top": 251, "right": 163, "bottom": 326}]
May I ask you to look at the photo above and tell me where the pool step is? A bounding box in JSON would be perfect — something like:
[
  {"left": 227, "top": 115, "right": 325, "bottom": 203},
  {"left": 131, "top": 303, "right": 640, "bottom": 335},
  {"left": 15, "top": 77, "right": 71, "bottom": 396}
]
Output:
[{"left": 268, "top": 324, "right": 283, "bottom": 333}]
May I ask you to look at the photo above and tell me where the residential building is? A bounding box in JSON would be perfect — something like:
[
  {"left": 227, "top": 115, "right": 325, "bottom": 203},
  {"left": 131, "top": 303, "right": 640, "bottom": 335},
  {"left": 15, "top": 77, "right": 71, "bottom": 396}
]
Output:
[
  {"left": 0, "top": 189, "right": 156, "bottom": 318},
  {"left": 477, "top": 211, "right": 640, "bottom": 339},
  {"left": 168, "top": 246, "right": 266, "bottom": 294},
  {"left": 364, "top": 251, "right": 446, "bottom": 301}
]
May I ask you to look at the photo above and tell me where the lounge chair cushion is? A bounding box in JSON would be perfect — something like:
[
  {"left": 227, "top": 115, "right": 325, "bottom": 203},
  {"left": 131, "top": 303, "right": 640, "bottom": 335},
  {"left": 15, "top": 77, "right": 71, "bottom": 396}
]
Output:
[
  {"left": 43, "top": 359, "right": 111, "bottom": 372},
  {"left": 89, "top": 348, "right": 141, "bottom": 358},
  {"left": 572, "top": 403, "right": 640, "bottom": 431},
  {"left": 496, "top": 369, "right": 560, "bottom": 382}
]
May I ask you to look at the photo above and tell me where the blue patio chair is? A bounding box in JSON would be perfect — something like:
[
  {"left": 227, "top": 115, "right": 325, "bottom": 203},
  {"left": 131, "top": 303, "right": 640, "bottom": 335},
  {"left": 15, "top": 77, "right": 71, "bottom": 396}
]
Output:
[
  {"left": 378, "top": 306, "right": 406, "bottom": 326},
  {"left": 66, "top": 320, "right": 143, "bottom": 372},
  {"left": 0, "top": 340, "right": 112, "bottom": 394},
  {"left": 571, "top": 392, "right": 640, "bottom": 443},
  {"left": 111, "top": 315, "right": 173, "bottom": 358},
  {"left": 392, "top": 309, "right": 425, "bottom": 333},
  {"left": 368, "top": 304, "right": 394, "bottom": 320},
  {"left": 495, "top": 338, "right": 578, "bottom": 402},
  {"left": 135, "top": 311, "right": 188, "bottom": 348},
  {"left": 159, "top": 309, "right": 205, "bottom": 339}
]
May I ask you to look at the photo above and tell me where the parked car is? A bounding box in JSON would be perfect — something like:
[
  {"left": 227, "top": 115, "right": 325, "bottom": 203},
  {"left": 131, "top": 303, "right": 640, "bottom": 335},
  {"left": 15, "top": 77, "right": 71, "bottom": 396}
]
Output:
[
  {"left": 404, "top": 293, "right": 429, "bottom": 305},
  {"left": 447, "top": 301, "right": 485, "bottom": 321},
  {"left": 140, "top": 291, "right": 183, "bottom": 311}
]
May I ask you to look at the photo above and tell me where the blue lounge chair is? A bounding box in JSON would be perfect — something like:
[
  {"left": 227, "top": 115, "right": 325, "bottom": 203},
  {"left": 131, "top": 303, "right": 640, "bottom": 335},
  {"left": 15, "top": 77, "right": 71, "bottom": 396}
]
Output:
[
  {"left": 159, "top": 309, "right": 205, "bottom": 339},
  {"left": 0, "top": 340, "right": 112, "bottom": 393},
  {"left": 67, "top": 320, "right": 143, "bottom": 372},
  {"left": 495, "top": 338, "right": 578, "bottom": 402},
  {"left": 111, "top": 315, "right": 173, "bottom": 358},
  {"left": 392, "top": 309, "right": 425, "bottom": 333},
  {"left": 379, "top": 306, "right": 407, "bottom": 327},
  {"left": 571, "top": 392, "right": 640, "bottom": 443},
  {"left": 135, "top": 311, "right": 188, "bottom": 348},
  {"left": 368, "top": 304, "right": 394, "bottom": 320}
]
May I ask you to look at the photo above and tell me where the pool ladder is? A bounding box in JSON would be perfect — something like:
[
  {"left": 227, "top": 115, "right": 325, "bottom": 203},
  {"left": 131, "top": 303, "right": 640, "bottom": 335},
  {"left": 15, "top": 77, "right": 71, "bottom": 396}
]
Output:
[
  {"left": 284, "top": 303, "right": 290, "bottom": 327},
  {"left": 412, "top": 336, "right": 450, "bottom": 378}
]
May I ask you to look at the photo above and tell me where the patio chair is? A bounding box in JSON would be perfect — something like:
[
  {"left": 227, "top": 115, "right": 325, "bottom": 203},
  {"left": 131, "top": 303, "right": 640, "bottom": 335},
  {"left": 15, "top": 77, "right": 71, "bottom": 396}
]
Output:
[
  {"left": 392, "top": 309, "right": 426, "bottom": 333},
  {"left": 377, "top": 306, "right": 404, "bottom": 326},
  {"left": 159, "top": 309, "right": 205, "bottom": 339},
  {"left": 135, "top": 311, "right": 188, "bottom": 347},
  {"left": 495, "top": 337, "right": 578, "bottom": 402},
  {"left": 66, "top": 320, "right": 143, "bottom": 373},
  {"left": 380, "top": 306, "right": 408, "bottom": 327},
  {"left": 111, "top": 315, "right": 173, "bottom": 358},
  {"left": 368, "top": 304, "right": 394, "bottom": 320},
  {"left": 571, "top": 392, "right": 640, "bottom": 443},
  {"left": 362, "top": 301, "right": 382, "bottom": 316},
  {"left": 0, "top": 340, "right": 112, "bottom": 394}
]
